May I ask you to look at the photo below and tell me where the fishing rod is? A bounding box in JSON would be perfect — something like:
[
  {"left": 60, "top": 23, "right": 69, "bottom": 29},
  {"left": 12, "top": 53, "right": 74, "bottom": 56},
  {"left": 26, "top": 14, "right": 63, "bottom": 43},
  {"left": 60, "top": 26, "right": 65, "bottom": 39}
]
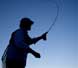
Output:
[
  {"left": 46, "top": 1, "right": 60, "bottom": 33},
  {"left": 42, "top": 1, "right": 60, "bottom": 40}
]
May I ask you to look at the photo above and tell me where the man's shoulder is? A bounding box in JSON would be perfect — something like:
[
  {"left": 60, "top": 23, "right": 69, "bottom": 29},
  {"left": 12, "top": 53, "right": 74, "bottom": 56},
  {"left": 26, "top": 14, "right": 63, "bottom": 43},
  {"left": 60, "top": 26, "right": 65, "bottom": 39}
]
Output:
[
  {"left": 15, "top": 29, "right": 23, "bottom": 33},
  {"left": 13, "top": 29, "right": 24, "bottom": 35}
]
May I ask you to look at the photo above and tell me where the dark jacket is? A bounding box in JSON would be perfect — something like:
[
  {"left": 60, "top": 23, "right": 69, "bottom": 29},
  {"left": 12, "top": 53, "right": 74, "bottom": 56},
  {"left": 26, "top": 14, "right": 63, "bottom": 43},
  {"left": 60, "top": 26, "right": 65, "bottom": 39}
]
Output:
[{"left": 2, "top": 29, "right": 33, "bottom": 66}]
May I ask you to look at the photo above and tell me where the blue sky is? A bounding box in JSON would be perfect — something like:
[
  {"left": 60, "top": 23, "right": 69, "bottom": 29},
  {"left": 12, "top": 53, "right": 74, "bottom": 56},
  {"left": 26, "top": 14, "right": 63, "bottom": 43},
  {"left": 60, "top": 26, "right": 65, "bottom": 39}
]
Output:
[{"left": 0, "top": 0, "right": 77, "bottom": 68}]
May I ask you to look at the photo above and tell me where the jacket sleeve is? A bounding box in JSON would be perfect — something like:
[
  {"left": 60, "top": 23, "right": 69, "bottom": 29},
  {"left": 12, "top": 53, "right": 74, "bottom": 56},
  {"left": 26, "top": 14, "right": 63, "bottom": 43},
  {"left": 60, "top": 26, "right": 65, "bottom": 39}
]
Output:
[
  {"left": 31, "top": 36, "right": 42, "bottom": 44},
  {"left": 13, "top": 30, "right": 29, "bottom": 49},
  {"left": 24, "top": 35, "right": 42, "bottom": 45}
]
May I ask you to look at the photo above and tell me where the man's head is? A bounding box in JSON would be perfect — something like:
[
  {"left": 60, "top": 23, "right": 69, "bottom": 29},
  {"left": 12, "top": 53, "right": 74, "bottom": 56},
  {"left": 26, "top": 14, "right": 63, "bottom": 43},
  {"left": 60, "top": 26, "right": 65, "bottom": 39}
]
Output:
[{"left": 20, "top": 17, "right": 34, "bottom": 30}]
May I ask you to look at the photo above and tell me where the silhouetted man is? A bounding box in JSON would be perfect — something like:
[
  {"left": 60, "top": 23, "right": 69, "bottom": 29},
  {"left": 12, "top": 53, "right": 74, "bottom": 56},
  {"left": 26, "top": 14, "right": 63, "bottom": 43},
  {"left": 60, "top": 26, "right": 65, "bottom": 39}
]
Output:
[{"left": 1, "top": 18, "right": 47, "bottom": 68}]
